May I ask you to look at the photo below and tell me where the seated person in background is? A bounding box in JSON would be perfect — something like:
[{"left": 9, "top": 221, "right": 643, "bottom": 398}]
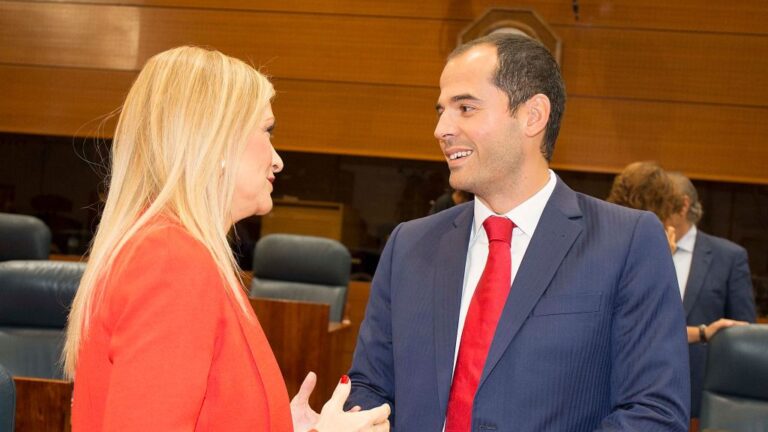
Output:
[
  {"left": 666, "top": 172, "right": 756, "bottom": 418},
  {"left": 607, "top": 161, "right": 684, "bottom": 252},
  {"left": 428, "top": 189, "right": 472, "bottom": 215},
  {"left": 63, "top": 46, "right": 389, "bottom": 432},
  {"left": 608, "top": 162, "right": 754, "bottom": 418}
]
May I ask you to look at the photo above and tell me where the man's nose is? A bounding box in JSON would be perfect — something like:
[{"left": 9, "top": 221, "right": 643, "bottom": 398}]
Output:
[{"left": 434, "top": 112, "right": 456, "bottom": 142}]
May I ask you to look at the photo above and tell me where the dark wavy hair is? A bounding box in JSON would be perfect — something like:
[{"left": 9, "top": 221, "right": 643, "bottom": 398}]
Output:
[{"left": 607, "top": 161, "right": 684, "bottom": 223}]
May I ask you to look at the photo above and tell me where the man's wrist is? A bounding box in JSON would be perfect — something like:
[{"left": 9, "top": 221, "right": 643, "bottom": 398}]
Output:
[{"left": 698, "top": 324, "right": 708, "bottom": 343}]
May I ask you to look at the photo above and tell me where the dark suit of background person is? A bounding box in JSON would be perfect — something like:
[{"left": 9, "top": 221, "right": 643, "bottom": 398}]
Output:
[
  {"left": 667, "top": 173, "right": 757, "bottom": 418},
  {"left": 346, "top": 34, "right": 690, "bottom": 431},
  {"left": 428, "top": 190, "right": 472, "bottom": 215}
]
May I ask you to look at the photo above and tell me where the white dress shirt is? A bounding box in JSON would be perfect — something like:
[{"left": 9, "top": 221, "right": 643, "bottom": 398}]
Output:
[
  {"left": 672, "top": 224, "right": 697, "bottom": 299},
  {"left": 451, "top": 170, "right": 557, "bottom": 371}
]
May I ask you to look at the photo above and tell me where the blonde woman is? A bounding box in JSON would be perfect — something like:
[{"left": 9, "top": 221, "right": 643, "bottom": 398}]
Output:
[{"left": 63, "top": 46, "right": 389, "bottom": 432}]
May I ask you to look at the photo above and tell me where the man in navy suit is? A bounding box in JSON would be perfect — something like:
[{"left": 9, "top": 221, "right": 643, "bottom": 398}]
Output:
[
  {"left": 347, "top": 33, "right": 689, "bottom": 431},
  {"left": 667, "top": 172, "right": 756, "bottom": 418}
]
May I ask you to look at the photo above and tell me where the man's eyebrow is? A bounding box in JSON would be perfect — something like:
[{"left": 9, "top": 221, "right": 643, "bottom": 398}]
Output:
[
  {"left": 436, "top": 94, "right": 482, "bottom": 112},
  {"left": 451, "top": 94, "right": 481, "bottom": 103}
]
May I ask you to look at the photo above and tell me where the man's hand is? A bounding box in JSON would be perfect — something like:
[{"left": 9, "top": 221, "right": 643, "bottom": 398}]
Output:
[{"left": 706, "top": 318, "right": 749, "bottom": 341}]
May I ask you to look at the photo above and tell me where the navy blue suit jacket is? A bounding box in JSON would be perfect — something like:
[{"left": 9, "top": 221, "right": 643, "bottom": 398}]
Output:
[
  {"left": 347, "top": 178, "right": 690, "bottom": 431},
  {"left": 683, "top": 230, "right": 756, "bottom": 417}
]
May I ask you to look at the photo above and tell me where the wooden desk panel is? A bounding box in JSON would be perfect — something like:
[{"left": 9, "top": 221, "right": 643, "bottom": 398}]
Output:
[
  {"left": 48, "top": 254, "right": 85, "bottom": 263},
  {"left": 344, "top": 281, "right": 371, "bottom": 360},
  {"left": 249, "top": 297, "right": 351, "bottom": 407},
  {"left": 260, "top": 199, "right": 362, "bottom": 249},
  {"left": 11, "top": 301, "right": 351, "bottom": 431},
  {"left": 13, "top": 377, "right": 73, "bottom": 432},
  {"left": 261, "top": 200, "right": 344, "bottom": 243}
]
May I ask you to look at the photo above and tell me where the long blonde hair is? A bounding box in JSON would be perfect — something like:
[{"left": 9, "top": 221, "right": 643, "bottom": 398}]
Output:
[{"left": 63, "top": 46, "right": 274, "bottom": 379}]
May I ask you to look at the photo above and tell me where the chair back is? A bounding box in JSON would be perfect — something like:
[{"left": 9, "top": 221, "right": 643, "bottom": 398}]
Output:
[
  {"left": 0, "top": 213, "right": 51, "bottom": 261},
  {"left": 250, "top": 234, "right": 350, "bottom": 322},
  {"left": 0, "top": 261, "right": 85, "bottom": 379},
  {"left": 0, "top": 363, "right": 14, "bottom": 432},
  {"left": 700, "top": 324, "right": 768, "bottom": 432}
]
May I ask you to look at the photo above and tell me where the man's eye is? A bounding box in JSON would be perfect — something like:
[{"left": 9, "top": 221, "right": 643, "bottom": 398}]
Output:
[{"left": 460, "top": 105, "right": 475, "bottom": 113}]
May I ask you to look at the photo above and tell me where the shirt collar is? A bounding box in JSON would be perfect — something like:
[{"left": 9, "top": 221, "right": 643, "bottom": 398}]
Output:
[
  {"left": 472, "top": 169, "right": 557, "bottom": 239},
  {"left": 675, "top": 224, "right": 697, "bottom": 253}
]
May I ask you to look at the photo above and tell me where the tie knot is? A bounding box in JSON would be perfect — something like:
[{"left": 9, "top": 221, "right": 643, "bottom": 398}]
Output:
[{"left": 483, "top": 216, "right": 514, "bottom": 245}]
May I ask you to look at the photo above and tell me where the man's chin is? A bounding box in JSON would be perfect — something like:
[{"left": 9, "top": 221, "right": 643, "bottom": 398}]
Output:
[{"left": 448, "top": 177, "right": 472, "bottom": 194}]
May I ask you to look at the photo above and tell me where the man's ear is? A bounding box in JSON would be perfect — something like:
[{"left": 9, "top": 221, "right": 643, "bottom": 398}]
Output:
[
  {"left": 523, "top": 94, "right": 551, "bottom": 138},
  {"left": 681, "top": 195, "right": 691, "bottom": 215}
]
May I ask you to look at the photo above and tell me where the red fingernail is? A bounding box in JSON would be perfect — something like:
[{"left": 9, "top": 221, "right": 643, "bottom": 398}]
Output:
[{"left": 340, "top": 375, "right": 350, "bottom": 384}]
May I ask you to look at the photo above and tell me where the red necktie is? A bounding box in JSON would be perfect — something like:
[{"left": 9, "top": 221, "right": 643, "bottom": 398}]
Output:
[{"left": 445, "top": 216, "right": 514, "bottom": 432}]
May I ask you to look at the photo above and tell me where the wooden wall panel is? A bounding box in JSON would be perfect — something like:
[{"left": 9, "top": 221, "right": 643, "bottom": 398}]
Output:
[
  {"left": 3, "top": 2, "right": 767, "bottom": 108},
  {"left": 1, "top": 0, "right": 767, "bottom": 183},
  {"left": 4, "top": 64, "right": 765, "bottom": 184},
  {"left": 0, "top": 1, "right": 142, "bottom": 70},
  {"left": 0, "top": 1, "right": 462, "bottom": 87},
  {"left": 559, "top": 27, "right": 768, "bottom": 108},
  {"left": 0, "top": 65, "right": 131, "bottom": 136},
  {"left": 0, "top": 64, "right": 441, "bottom": 158},
  {"left": 273, "top": 79, "right": 439, "bottom": 161},
  {"left": 27, "top": 0, "right": 768, "bottom": 35},
  {"left": 556, "top": 99, "right": 768, "bottom": 184}
]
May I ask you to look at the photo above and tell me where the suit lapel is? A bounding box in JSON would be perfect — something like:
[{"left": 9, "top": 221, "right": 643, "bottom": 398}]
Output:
[
  {"left": 479, "top": 179, "right": 583, "bottom": 388},
  {"left": 433, "top": 204, "right": 473, "bottom": 413},
  {"left": 683, "top": 232, "right": 712, "bottom": 317}
]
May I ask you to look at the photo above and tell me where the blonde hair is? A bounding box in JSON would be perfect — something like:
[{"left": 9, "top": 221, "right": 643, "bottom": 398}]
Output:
[{"left": 63, "top": 46, "right": 274, "bottom": 379}]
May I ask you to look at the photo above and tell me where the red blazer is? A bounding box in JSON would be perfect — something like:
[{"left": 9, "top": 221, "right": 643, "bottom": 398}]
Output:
[{"left": 72, "top": 218, "right": 293, "bottom": 431}]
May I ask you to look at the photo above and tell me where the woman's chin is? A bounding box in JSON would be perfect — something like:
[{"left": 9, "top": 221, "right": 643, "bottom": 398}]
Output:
[{"left": 254, "top": 200, "right": 273, "bottom": 217}]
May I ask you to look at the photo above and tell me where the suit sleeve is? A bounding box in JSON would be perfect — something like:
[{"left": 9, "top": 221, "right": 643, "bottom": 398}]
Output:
[
  {"left": 101, "top": 232, "right": 224, "bottom": 431},
  {"left": 596, "top": 212, "right": 690, "bottom": 431},
  {"left": 345, "top": 224, "right": 400, "bottom": 419},
  {"left": 725, "top": 247, "right": 757, "bottom": 323}
]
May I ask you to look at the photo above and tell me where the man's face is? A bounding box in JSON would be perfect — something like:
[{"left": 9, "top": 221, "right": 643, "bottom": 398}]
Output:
[
  {"left": 665, "top": 195, "right": 691, "bottom": 241},
  {"left": 434, "top": 44, "right": 525, "bottom": 200}
]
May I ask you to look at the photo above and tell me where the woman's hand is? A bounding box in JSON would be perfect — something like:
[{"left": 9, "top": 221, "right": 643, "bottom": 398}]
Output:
[
  {"left": 291, "top": 372, "right": 321, "bottom": 432},
  {"left": 312, "top": 375, "right": 390, "bottom": 432},
  {"left": 291, "top": 373, "right": 388, "bottom": 432}
]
